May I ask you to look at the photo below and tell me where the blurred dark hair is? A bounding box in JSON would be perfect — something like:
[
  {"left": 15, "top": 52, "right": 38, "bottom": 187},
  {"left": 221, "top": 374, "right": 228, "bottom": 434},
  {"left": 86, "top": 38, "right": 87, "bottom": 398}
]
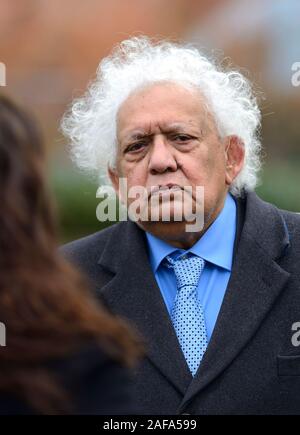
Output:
[{"left": 0, "top": 94, "right": 142, "bottom": 414}]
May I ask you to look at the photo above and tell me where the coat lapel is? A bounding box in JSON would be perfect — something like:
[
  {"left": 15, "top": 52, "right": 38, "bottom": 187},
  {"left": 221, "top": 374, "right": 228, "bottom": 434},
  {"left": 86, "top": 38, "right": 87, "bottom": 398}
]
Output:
[
  {"left": 97, "top": 220, "right": 192, "bottom": 395},
  {"left": 179, "top": 192, "right": 291, "bottom": 410}
]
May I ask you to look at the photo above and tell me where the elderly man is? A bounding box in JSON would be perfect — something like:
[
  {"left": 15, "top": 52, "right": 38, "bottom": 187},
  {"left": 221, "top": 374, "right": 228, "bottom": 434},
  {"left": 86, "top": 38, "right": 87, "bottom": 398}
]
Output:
[{"left": 62, "top": 37, "right": 300, "bottom": 415}]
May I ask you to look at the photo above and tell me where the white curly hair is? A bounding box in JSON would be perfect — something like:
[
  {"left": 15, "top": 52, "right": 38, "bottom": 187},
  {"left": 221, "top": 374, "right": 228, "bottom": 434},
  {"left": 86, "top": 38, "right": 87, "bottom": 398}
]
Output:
[{"left": 61, "top": 36, "right": 262, "bottom": 196}]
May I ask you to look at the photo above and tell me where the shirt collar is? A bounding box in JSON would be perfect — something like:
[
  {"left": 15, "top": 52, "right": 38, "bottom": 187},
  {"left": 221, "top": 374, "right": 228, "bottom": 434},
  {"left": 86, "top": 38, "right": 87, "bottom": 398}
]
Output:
[{"left": 145, "top": 193, "right": 237, "bottom": 272}]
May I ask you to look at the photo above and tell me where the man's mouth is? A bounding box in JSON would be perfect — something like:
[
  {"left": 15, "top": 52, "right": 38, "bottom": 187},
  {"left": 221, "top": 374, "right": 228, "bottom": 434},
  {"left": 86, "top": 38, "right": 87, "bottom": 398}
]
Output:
[{"left": 148, "top": 184, "right": 183, "bottom": 198}]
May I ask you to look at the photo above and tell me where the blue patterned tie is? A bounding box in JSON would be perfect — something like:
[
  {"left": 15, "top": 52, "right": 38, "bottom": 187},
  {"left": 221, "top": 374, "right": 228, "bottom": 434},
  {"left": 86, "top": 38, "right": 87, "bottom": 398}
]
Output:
[{"left": 165, "top": 253, "right": 208, "bottom": 376}]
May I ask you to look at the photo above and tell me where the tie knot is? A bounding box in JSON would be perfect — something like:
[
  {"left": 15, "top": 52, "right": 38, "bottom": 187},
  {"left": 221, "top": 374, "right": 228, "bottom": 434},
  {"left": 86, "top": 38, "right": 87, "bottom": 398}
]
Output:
[{"left": 165, "top": 254, "right": 205, "bottom": 289}]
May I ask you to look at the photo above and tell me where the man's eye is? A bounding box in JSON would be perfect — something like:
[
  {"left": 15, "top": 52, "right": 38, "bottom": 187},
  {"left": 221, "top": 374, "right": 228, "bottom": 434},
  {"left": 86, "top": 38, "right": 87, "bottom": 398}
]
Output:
[
  {"left": 172, "top": 134, "right": 191, "bottom": 142},
  {"left": 126, "top": 142, "right": 147, "bottom": 153}
]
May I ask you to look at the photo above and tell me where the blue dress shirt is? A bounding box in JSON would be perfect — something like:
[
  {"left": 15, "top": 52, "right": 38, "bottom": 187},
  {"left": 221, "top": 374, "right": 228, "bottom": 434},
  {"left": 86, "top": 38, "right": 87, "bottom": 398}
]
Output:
[{"left": 145, "top": 193, "right": 237, "bottom": 342}]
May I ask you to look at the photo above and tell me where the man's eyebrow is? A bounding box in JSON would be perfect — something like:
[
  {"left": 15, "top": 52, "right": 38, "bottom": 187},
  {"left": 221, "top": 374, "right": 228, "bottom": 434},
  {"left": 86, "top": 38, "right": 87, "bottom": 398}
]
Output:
[
  {"left": 166, "top": 122, "right": 207, "bottom": 136},
  {"left": 121, "top": 130, "right": 151, "bottom": 143},
  {"left": 128, "top": 131, "right": 151, "bottom": 140},
  {"left": 121, "top": 123, "right": 198, "bottom": 142}
]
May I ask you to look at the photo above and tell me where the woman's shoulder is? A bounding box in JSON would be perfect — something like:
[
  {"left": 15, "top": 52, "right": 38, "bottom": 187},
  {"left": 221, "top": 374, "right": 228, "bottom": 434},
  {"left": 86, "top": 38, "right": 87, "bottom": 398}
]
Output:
[
  {"left": 51, "top": 342, "right": 113, "bottom": 377},
  {"left": 51, "top": 341, "right": 138, "bottom": 415},
  {"left": 0, "top": 342, "right": 139, "bottom": 415}
]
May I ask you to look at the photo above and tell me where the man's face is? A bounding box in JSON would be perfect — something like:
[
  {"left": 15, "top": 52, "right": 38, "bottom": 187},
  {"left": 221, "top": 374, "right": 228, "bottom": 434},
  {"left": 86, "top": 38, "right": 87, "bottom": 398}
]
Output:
[{"left": 109, "top": 82, "right": 243, "bottom": 246}]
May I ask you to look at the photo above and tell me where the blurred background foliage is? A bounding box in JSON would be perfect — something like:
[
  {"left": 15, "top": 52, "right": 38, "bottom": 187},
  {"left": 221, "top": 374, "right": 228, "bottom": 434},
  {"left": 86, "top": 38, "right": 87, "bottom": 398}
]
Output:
[{"left": 1, "top": 0, "right": 299, "bottom": 242}]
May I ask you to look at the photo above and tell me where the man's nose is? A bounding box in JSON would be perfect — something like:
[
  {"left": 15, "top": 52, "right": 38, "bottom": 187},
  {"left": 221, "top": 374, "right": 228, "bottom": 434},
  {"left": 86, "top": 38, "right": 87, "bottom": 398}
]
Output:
[{"left": 148, "top": 135, "right": 177, "bottom": 174}]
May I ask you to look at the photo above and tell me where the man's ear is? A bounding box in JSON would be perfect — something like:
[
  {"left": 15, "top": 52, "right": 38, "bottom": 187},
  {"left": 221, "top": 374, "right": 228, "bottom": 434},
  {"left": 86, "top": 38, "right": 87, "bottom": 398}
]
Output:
[{"left": 224, "top": 135, "right": 245, "bottom": 186}]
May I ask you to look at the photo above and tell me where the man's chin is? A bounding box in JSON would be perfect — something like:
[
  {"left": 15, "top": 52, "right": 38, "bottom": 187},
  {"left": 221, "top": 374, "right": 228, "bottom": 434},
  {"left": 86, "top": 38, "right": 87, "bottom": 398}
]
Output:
[
  {"left": 136, "top": 219, "right": 196, "bottom": 234},
  {"left": 127, "top": 197, "right": 205, "bottom": 235},
  {"left": 144, "top": 200, "right": 195, "bottom": 221}
]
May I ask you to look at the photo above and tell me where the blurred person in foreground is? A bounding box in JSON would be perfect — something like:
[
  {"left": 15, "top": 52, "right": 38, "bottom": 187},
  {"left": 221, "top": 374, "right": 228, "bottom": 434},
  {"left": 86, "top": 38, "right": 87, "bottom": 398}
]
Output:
[
  {"left": 0, "top": 94, "right": 142, "bottom": 415},
  {"left": 62, "top": 36, "right": 300, "bottom": 415}
]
